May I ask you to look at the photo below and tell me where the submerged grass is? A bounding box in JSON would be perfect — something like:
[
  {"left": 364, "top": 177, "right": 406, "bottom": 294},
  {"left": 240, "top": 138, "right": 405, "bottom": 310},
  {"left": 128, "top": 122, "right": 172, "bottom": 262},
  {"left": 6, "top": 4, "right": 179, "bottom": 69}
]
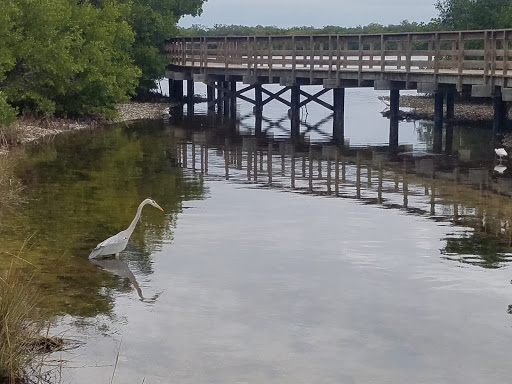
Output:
[
  {"left": 0, "top": 152, "right": 24, "bottom": 217},
  {"left": 0, "top": 263, "right": 43, "bottom": 383}
]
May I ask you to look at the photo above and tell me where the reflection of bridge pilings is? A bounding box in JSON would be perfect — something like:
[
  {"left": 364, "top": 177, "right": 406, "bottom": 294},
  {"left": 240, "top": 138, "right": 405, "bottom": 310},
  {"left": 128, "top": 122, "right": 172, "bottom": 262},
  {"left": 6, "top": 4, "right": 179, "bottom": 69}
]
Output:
[{"left": 172, "top": 132, "right": 512, "bottom": 267}]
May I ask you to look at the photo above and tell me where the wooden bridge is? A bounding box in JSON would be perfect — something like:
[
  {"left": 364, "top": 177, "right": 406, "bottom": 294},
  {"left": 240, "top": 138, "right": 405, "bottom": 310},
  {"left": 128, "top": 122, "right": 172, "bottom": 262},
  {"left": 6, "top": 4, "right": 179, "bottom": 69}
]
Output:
[{"left": 164, "top": 29, "right": 512, "bottom": 142}]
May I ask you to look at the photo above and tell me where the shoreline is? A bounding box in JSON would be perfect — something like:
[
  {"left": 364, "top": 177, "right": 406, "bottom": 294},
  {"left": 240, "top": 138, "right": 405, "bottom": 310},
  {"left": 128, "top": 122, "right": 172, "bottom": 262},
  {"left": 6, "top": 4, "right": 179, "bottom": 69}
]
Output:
[
  {"left": 0, "top": 101, "right": 171, "bottom": 155},
  {"left": 0, "top": 94, "right": 506, "bottom": 156},
  {"left": 389, "top": 95, "right": 502, "bottom": 124}
]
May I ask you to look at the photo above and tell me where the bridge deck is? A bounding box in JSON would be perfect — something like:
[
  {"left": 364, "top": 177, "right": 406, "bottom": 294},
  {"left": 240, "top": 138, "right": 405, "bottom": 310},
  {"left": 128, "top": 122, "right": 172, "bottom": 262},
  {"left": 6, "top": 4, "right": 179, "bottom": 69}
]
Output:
[{"left": 165, "top": 29, "right": 512, "bottom": 96}]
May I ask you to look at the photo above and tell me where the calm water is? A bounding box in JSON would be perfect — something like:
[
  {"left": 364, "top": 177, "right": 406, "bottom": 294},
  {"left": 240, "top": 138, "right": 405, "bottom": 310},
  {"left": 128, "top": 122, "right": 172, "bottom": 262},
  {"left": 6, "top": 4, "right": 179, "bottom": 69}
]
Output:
[{"left": 1, "top": 87, "right": 512, "bottom": 383}]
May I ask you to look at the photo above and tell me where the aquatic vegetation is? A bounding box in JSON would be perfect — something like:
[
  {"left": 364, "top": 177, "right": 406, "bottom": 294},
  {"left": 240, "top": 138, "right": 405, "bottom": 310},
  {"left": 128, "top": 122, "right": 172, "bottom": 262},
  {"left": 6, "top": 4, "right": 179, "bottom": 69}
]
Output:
[
  {"left": 0, "top": 264, "right": 43, "bottom": 383},
  {"left": 0, "top": 153, "right": 23, "bottom": 218}
]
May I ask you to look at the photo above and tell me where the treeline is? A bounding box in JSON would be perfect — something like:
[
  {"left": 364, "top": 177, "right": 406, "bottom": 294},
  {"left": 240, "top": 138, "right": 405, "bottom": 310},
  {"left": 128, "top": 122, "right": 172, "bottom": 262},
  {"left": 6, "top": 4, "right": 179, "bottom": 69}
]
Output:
[
  {"left": 180, "top": 0, "right": 512, "bottom": 37},
  {"left": 0, "top": 0, "right": 206, "bottom": 124},
  {"left": 180, "top": 20, "right": 440, "bottom": 37}
]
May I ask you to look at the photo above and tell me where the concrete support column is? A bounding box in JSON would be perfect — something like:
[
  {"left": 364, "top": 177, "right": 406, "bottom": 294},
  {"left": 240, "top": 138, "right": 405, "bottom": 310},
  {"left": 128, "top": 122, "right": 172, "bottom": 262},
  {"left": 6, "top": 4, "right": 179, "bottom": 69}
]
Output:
[
  {"left": 223, "top": 81, "right": 230, "bottom": 115},
  {"left": 433, "top": 124, "right": 443, "bottom": 153},
  {"left": 207, "top": 85, "right": 215, "bottom": 110},
  {"left": 255, "top": 114, "right": 263, "bottom": 137},
  {"left": 290, "top": 85, "right": 301, "bottom": 139},
  {"left": 445, "top": 123, "right": 454, "bottom": 154},
  {"left": 446, "top": 91, "right": 455, "bottom": 120},
  {"left": 433, "top": 92, "right": 444, "bottom": 153},
  {"left": 389, "top": 89, "right": 400, "bottom": 119},
  {"left": 254, "top": 84, "right": 263, "bottom": 113},
  {"left": 434, "top": 92, "right": 444, "bottom": 129},
  {"left": 171, "top": 80, "right": 184, "bottom": 103},
  {"left": 389, "top": 118, "right": 399, "bottom": 151},
  {"left": 216, "top": 81, "right": 223, "bottom": 112},
  {"left": 168, "top": 79, "right": 175, "bottom": 100},
  {"left": 333, "top": 88, "right": 345, "bottom": 145},
  {"left": 493, "top": 95, "right": 507, "bottom": 133},
  {"left": 187, "top": 101, "right": 194, "bottom": 117},
  {"left": 187, "top": 80, "right": 194, "bottom": 100},
  {"left": 186, "top": 80, "right": 194, "bottom": 117},
  {"left": 230, "top": 81, "right": 237, "bottom": 118}
]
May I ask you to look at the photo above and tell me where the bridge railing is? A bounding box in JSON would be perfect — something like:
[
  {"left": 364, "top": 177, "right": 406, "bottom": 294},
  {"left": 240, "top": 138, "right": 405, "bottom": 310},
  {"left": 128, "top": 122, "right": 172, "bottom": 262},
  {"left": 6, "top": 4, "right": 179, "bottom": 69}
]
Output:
[{"left": 164, "top": 30, "right": 512, "bottom": 85}]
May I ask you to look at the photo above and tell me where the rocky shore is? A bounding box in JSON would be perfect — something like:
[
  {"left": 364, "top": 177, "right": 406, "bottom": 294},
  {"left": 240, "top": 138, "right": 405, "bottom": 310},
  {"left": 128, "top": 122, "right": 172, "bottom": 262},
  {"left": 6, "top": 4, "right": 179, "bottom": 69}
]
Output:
[
  {"left": 384, "top": 95, "right": 503, "bottom": 123},
  {"left": 0, "top": 101, "right": 171, "bottom": 154}
]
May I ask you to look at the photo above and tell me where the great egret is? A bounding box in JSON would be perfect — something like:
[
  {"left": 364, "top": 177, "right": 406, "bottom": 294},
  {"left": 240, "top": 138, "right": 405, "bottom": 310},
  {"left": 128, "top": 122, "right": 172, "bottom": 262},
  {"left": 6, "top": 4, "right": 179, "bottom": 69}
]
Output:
[
  {"left": 89, "top": 198, "right": 164, "bottom": 260},
  {"left": 495, "top": 147, "right": 508, "bottom": 162}
]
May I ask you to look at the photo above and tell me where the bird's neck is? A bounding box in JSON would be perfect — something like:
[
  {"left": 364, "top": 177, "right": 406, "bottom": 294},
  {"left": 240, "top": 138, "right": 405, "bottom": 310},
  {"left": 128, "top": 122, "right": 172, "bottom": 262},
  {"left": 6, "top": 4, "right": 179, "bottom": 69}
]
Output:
[{"left": 126, "top": 201, "right": 146, "bottom": 235}]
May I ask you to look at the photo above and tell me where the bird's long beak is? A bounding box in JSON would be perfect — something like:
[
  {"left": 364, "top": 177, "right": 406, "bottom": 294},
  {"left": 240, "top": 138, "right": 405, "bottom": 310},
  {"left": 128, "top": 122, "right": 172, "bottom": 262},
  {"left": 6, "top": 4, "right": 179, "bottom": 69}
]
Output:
[{"left": 154, "top": 202, "right": 164, "bottom": 212}]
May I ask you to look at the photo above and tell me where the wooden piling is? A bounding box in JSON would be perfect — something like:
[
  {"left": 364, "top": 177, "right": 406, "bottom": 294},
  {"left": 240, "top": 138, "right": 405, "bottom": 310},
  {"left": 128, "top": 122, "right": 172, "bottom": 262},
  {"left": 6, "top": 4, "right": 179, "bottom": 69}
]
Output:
[
  {"left": 333, "top": 88, "right": 345, "bottom": 144},
  {"left": 290, "top": 85, "right": 300, "bottom": 139}
]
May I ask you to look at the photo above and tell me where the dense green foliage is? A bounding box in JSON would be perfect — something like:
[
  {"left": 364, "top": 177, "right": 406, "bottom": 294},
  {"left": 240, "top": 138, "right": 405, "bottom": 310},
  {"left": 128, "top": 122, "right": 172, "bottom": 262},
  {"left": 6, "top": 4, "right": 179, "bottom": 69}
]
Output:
[
  {"left": 0, "top": 0, "right": 206, "bottom": 120},
  {"left": 126, "top": 0, "right": 205, "bottom": 96},
  {"left": 1, "top": 0, "right": 140, "bottom": 118},
  {"left": 435, "top": 0, "right": 512, "bottom": 30}
]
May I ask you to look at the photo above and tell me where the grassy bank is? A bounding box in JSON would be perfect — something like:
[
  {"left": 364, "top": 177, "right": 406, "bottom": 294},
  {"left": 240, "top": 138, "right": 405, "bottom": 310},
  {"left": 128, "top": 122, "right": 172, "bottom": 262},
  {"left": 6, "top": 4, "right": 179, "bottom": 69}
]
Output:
[{"left": 0, "top": 264, "right": 43, "bottom": 383}]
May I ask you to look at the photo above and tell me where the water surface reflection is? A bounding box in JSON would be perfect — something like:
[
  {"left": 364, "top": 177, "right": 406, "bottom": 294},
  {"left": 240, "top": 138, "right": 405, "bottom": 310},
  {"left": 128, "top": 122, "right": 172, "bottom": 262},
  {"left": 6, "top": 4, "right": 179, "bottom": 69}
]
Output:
[
  {"left": 0, "top": 121, "right": 204, "bottom": 316},
  {"left": 172, "top": 121, "right": 512, "bottom": 269},
  {"left": 1, "top": 104, "right": 512, "bottom": 382}
]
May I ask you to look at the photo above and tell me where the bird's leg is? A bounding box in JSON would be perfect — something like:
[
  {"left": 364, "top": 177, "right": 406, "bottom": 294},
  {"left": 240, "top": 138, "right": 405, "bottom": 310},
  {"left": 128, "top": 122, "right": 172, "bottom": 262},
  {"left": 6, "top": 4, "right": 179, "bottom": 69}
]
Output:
[{"left": 114, "top": 253, "right": 120, "bottom": 260}]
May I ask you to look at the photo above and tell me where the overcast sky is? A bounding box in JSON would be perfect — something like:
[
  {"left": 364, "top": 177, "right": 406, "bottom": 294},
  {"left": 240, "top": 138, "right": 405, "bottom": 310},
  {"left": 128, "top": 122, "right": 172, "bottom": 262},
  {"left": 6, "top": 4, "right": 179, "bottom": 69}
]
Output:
[{"left": 179, "top": 0, "right": 438, "bottom": 28}]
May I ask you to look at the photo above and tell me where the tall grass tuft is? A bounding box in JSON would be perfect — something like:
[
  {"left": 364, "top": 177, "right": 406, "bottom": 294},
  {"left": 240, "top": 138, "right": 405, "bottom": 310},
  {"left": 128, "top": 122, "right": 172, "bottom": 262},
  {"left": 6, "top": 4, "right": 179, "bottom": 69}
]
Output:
[
  {"left": 0, "top": 264, "right": 43, "bottom": 383},
  {"left": 0, "top": 153, "right": 23, "bottom": 216}
]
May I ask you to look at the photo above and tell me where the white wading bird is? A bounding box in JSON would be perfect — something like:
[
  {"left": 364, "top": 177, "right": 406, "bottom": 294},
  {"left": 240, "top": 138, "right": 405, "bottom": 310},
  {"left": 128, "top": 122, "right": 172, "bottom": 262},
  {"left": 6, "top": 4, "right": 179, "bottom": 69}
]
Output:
[
  {"left": 495, "top": 147, "right": 508, "bottom": 162},
  {"left": 89, "top": 198, "right": 164, "bottom": 260}
]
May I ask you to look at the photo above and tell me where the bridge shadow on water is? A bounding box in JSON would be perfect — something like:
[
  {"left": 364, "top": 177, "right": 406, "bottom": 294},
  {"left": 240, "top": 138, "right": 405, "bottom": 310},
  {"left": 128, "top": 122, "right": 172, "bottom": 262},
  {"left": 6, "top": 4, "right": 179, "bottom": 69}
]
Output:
[{"left": 167, "top": 111, "right": 512, "bottom": 270}]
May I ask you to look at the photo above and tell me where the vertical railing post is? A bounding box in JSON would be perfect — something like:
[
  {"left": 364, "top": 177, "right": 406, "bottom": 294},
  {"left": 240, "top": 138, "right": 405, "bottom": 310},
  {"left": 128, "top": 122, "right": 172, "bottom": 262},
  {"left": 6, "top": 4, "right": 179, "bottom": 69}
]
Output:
[
  {"left": 189, "top": 38, "right": 194, "bottom": 67},
  {"left": 336, "top": 35, "right": 341, "bottom": 85},
  {"left": 451, "top": 40, "right": 457, "bottom": 68},
  {"left": 504, "top": 30, "right": 509, "bottom": 88},
  {"left": 380, "top": 34, "right": 386, "bottom": 75},
  {"left": 397, "top": 38, "right": 402, "bottom": 69},
  {"left": 199, "top": 37, "right": 204, "bottom": 70},
  {"left": 328, "top": 35, "right": 333, "bottom": 78},
  {"left": 358, "top": 34, "right": 363, "bottom": 85},
  {"left": 434, "top": 32, "right": 440, "bottom": 85},
  {"left": 484, "top": 30, "right": 490, "bottom": 83},
  {"left": 182, "top": 37, "right": 186, "bottom": 65},
  {"left": 224, "top": 37, "right": 228, "bottom": 70},
  {"left": 428, "top": 39, "right": 433, "bottom": 68},
  {"left": 343, "top": 39, "right": 348, "bottom": 69},
  {"left": 309, "top": 35, "right": 315, "bottom": 84},
  {"left": 491, "top": 31, "right": 497, "bottom": 82},
  {"left": 457, "top": 32, "right": 464, "bottom": 92},
  {"left": 247, "top": 36, "right": 251, "bottom": 75},
  {"left": 292, "top": 35, "right": 297, "bottom": 82},
  {"left": 405, "top": 33, "right": 412, "bottom": 88},
  {"left": 204, "top": 37, "right": 208, "bottom": 70},
  {"left": 254, "top": 36, "right": 258, "bottom": 77},
  {"left": 268, "top": 36, "right": 273, "bottom": 81}
]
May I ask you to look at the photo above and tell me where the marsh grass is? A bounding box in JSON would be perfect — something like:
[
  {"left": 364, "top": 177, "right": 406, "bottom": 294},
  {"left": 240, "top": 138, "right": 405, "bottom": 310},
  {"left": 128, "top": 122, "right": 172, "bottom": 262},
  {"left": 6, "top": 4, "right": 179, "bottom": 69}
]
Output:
[
  {"left": 0, "top": 263, "right": 43, "bottom": 383},
  {"left": 0, "top": 125, "right": 22, "bottom": 149},
  {"left": 0, "top": 152, "right": 24, "bottom": 217}
]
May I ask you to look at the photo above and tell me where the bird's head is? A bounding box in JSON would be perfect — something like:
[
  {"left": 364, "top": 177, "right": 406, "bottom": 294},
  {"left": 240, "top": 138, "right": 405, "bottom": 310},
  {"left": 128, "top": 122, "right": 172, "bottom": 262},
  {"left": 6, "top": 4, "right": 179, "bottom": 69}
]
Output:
[{"left": 145, "top": 198, "right": 164, "bottom": 212}]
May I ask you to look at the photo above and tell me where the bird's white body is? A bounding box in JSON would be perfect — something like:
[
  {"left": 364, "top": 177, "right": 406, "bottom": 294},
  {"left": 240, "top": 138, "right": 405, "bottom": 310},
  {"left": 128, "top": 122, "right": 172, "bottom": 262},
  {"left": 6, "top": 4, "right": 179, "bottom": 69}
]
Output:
[
  {"left": 495, "top": 148, "right": 508, "bottom": 158},
  {"left": 89, "top": 198, "right": 164, "bottom": 260}
]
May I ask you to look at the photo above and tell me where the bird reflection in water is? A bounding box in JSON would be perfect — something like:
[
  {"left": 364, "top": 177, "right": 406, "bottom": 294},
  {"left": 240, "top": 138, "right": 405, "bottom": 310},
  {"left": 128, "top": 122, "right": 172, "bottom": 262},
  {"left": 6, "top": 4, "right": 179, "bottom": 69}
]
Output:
[{"left": 90, "top": 248, "right": 162, "bottom": 303}]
